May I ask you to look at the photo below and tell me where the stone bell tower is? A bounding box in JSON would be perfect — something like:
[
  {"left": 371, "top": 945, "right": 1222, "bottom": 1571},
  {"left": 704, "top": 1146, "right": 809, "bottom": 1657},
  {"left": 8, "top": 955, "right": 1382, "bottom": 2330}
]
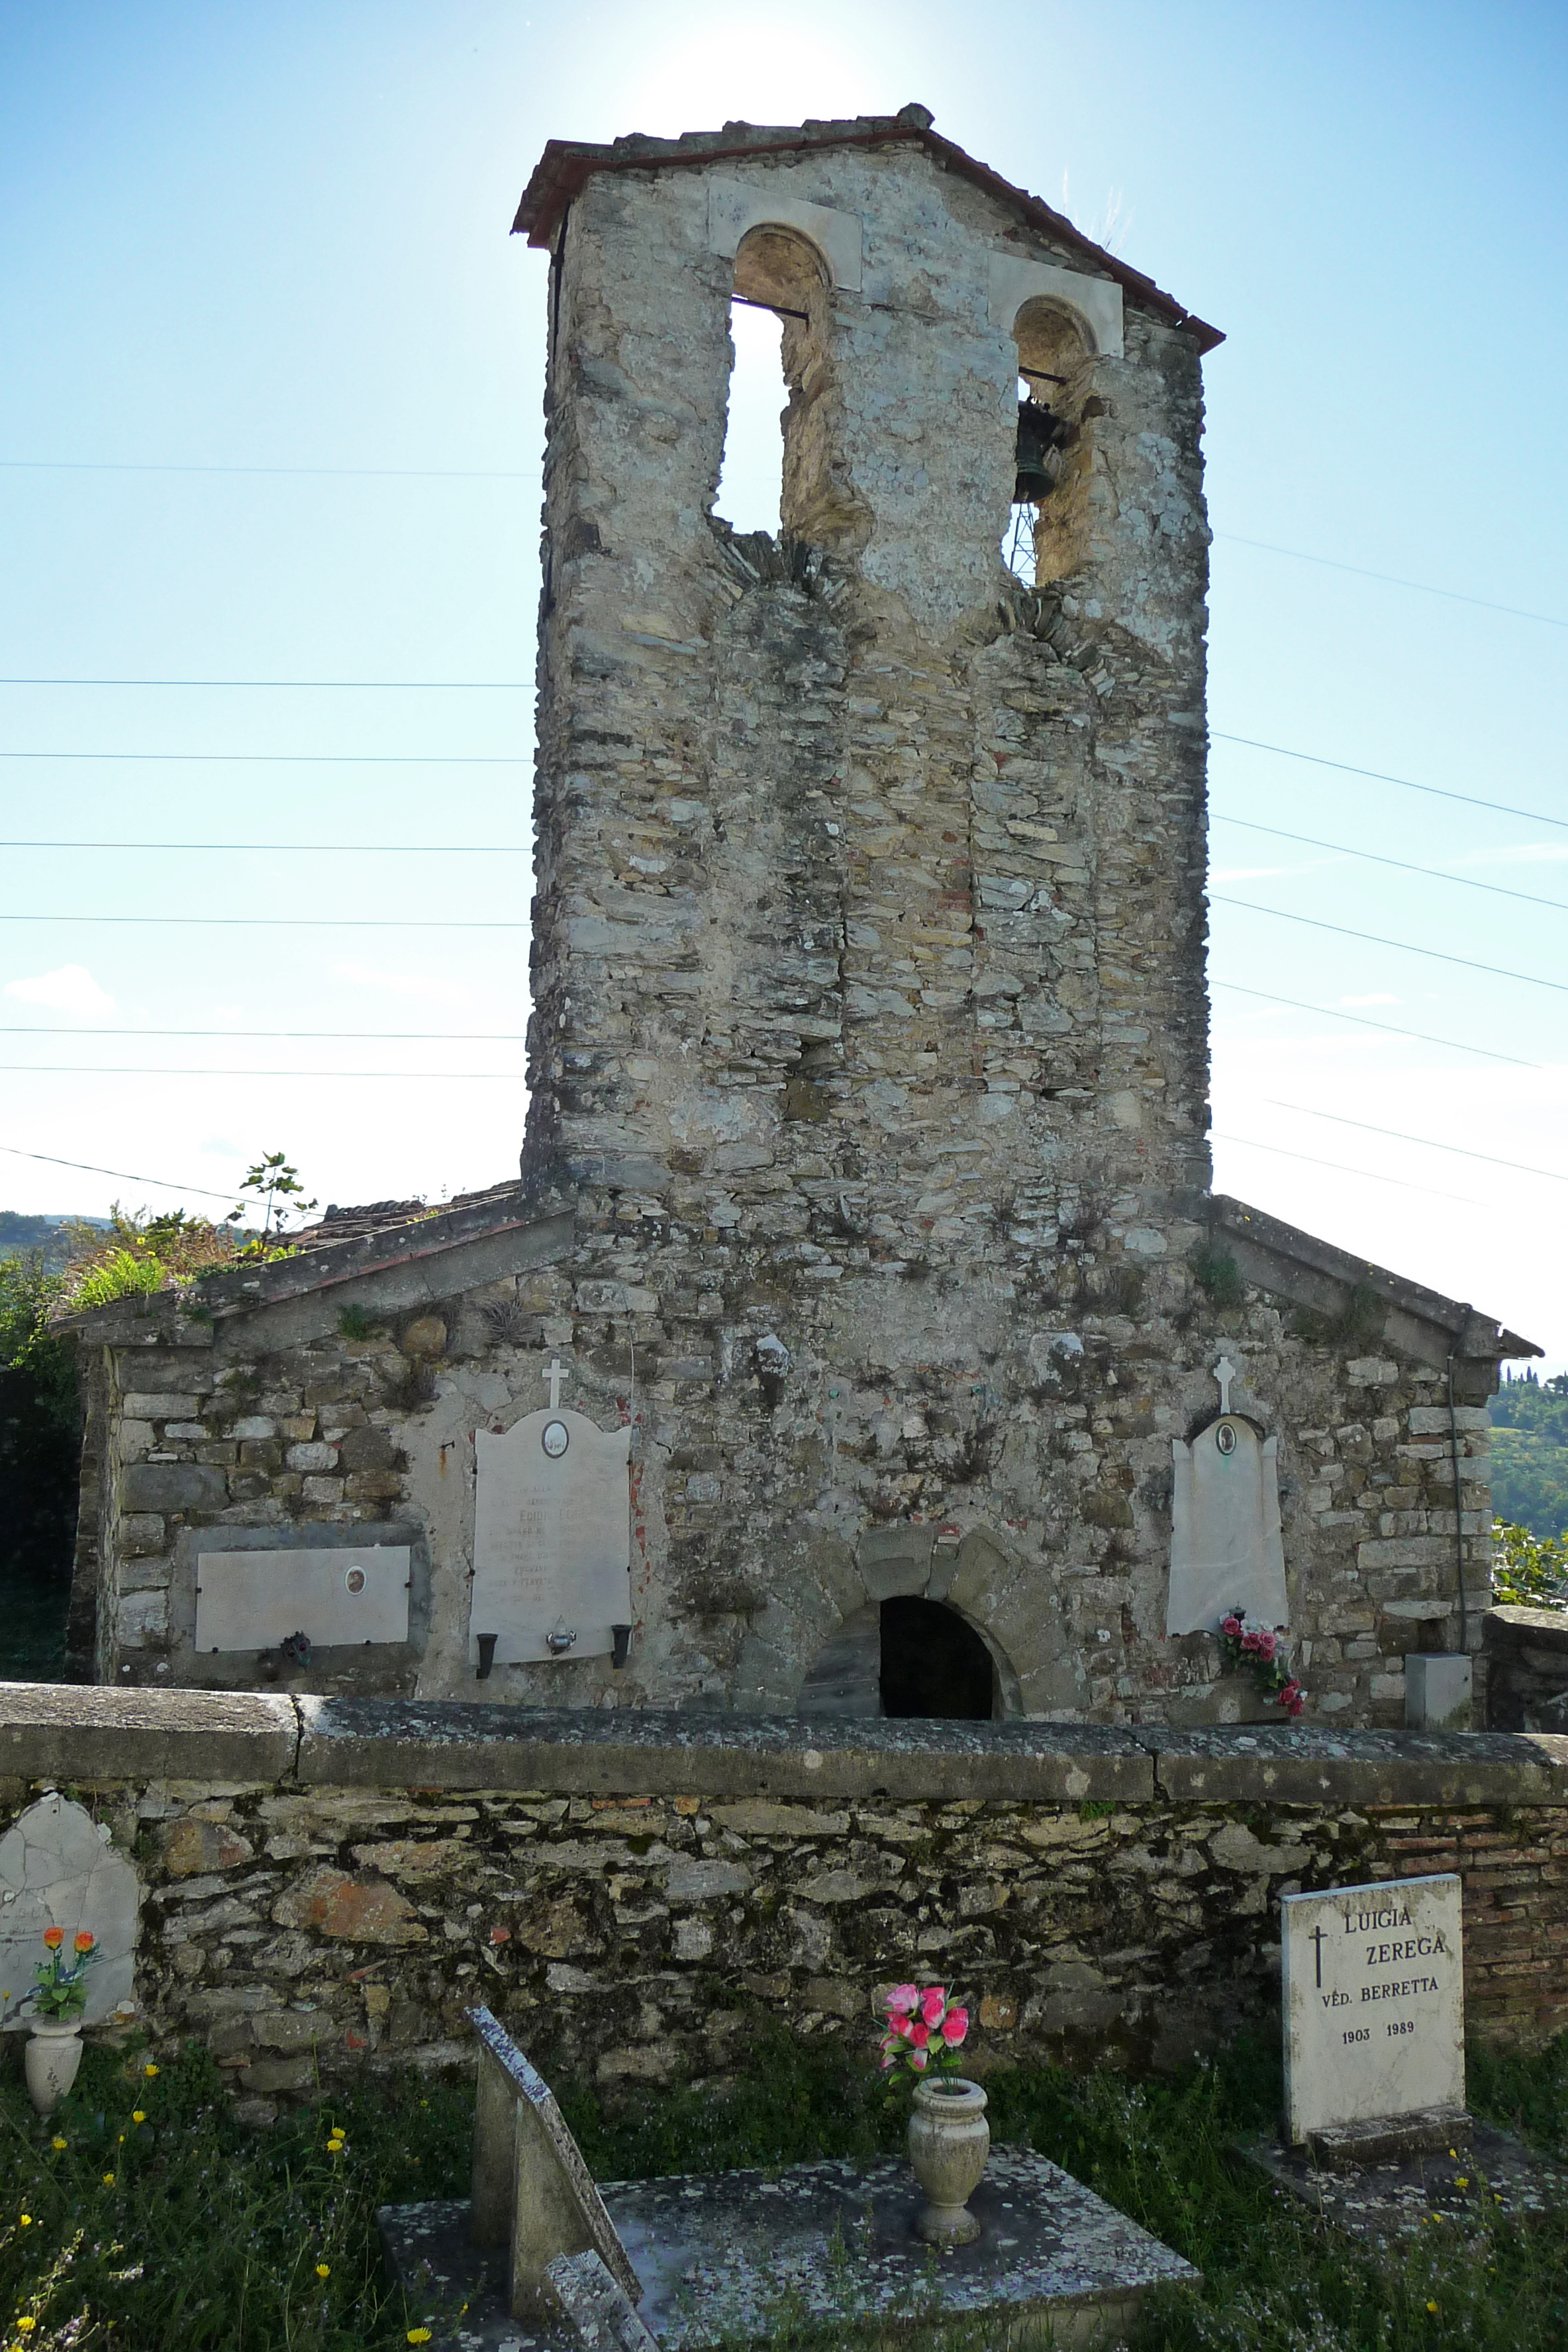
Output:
[{"left": 511, "top": 105, "right": 1226, "bottom": 1716}]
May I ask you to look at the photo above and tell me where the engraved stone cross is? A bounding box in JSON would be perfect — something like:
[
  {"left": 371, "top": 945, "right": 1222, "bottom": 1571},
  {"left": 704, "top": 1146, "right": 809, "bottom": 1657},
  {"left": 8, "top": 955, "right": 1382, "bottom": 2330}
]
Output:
[
  {"left": 544, "top": 1356, "right": 569, "bottom": 1411},
  {"left": 1212, "top": 1355, "right": 1238, "bottom": 1415}
]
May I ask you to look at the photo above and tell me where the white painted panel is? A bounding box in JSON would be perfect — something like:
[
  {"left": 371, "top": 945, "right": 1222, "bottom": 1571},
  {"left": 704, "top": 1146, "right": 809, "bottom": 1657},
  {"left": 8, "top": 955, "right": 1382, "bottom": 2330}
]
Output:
[
  {"left": 469, "top": 1408, "right": 632, "bottom": 1664},
  {"left": 707, "top": 176, "right": 863, "bottom": 291},
  {"left": 195, "top": 1546, "right": 411, "bottom": 1650},
  {"left": 987, "top": 254, "right": 1124, "bottom": 359}
]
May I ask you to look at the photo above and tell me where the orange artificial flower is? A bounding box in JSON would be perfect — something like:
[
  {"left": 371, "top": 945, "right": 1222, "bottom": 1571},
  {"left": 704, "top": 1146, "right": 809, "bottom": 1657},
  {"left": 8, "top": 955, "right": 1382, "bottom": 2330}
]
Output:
[
  {"left": 42, "top": 1927, "right": 64, "bottom": 1950},
  {"left": 74, "top": 1930, "right": 96, "bottom": 1953}
]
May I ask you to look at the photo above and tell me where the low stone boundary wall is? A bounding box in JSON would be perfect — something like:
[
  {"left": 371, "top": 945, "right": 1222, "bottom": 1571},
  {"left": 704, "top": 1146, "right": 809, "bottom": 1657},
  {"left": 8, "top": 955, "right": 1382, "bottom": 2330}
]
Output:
[
  {"left": 1485, "top": 1606, "right": 1568, "bottom": 1733},
  {"left": 4, "top": 1687, "right": 1567, "bottom": 2115}
]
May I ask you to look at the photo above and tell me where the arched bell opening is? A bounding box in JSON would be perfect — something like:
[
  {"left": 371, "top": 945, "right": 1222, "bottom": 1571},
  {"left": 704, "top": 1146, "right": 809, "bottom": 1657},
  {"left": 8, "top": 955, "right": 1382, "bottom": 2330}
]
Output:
[
  {"left": 879, "top": 1596, "right": 999, "bottom": 1721},
  {"left": 1004, "top": 298, "right": 1096, "bottom": 589},
  {"left": 716, "top": 224, "right": 850, "bottom": 546}
]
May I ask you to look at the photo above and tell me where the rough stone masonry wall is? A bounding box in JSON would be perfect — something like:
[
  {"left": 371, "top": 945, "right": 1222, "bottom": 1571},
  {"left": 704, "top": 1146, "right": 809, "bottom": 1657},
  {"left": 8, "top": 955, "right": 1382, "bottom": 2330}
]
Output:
[
  {"left": 6, "top": 1692, "right": 1566, "bottom": 2122},
  {"left": 85, "top": 1277, "right": 1494, "bottom": 1729}
]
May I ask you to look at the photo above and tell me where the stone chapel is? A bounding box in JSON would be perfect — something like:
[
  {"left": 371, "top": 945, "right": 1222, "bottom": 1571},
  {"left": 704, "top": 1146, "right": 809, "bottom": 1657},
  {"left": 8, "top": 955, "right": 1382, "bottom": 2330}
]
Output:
[{"left": 60, "top": 107, "right": 1536, "bottom": 1726}]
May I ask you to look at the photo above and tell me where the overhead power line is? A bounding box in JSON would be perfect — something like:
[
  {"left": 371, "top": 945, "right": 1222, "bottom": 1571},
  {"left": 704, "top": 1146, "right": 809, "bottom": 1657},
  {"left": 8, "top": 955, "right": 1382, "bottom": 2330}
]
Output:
[
  {"left": 0, "top": 1142, "right": 237, "bottom": 1200},
  {"left": 1214, "top": 534, "right": 1567, "bottom": 631},
  {"left": 1, "top": 1026, "right": 526, "bottom": 1041},
  {"left": 1210, "top": 983, "right": 1544, "bottom": 1069},
  {"left": 0, "top": 752, "right": 526, "bottom": 765},
  {"left": 2, "top": 1065, "right": 520, "bottom": 1077},
  {"left": 0, "top": 459, "right": 532, "bottom": 480},
  {"left": 0, "top": 675, "right": 527, "bottom": 689},
  {"left": 1212, "top": 1131, "right": 1484, "bottom": 1209},
  {"left": 1266, "top": 1101, "right": 1568, "bottom": 1187},
  {"left": 3, "top": 839, "right": 529, "bottom": 854},
  {"left": 1211, "top": 815, "right": 1568, "bottom": 915},
  {"left": 0, "top": 913, "right": 526, "bottom": 931},
  {"left": 1211, "top": 897, "right": 1568, "bottom": 995},
  {"left": 1212, "top": 734, "right": 1568, "bottom": 834}
]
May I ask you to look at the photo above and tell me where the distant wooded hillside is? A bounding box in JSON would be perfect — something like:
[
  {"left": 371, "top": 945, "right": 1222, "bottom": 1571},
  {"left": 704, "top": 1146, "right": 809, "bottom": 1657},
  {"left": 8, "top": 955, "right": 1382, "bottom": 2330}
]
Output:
[
  {"left": 1490, "top": 1373, "right": 1568, "bottom": 1540},
  {"left": 0, "top": 1211, "right": 108, "bottom": 1269}
]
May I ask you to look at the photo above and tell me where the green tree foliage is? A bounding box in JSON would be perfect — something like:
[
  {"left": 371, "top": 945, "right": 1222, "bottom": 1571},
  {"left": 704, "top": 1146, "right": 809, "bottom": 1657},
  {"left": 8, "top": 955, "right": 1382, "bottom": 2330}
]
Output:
[
  {"left": 1489, "top": 1371, "right": 1568, "bottom": 1540},
  {"left": 1492, "top": 1519, "right": 1568, "bottom": 1611}
]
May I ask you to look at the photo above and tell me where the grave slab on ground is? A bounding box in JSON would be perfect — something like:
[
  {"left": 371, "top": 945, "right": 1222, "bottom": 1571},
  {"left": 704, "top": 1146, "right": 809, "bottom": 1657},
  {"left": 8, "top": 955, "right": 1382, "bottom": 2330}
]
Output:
[
  {"left": 1243, "top": 2121, "right": 1568, "bottom": 2246},
  {"left": 380, "top": 2007, "right": 1197, "bottom": 2349},
  {"left": 382, "top": 2149, "right": 1199, "bottom": 2351}
]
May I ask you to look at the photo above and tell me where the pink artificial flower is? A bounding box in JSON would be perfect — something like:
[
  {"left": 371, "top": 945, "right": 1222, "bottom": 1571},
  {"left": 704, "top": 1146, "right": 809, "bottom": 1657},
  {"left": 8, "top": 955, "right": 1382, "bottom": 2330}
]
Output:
[
  {"left": 1279, "top": 1681, "right": 1301, "bottom": 1704},
  {"left": 893, "top": 2013, "right": 916, "bottom": 2041},
  {"left": 1287, "top": 1694, "right": 1305, "bottom": 1718},
  {"left": 908, "top": 2045, "right": 929, "bottom": 2071},
  {"left": 1220, "top": 1616, "right": 1242, "bottom": 1637},
  {"left": 908, "top": 2020, "right": 930, "bottom": 2050},
  {"left": 1255, "top": 1630, "right": 1277, "bottom": 1661},
  {"left": 884, "top": 1984, "right": 918, "bottom": 2017},
  {"left": 940, "top": 2006, "right": 969, "bottom": 2045},
  {"left": 919, "top": 1986, "right": 947, "bottom": 2028},
  {"left": 1240, "top": 1630, "right": 1262, "bottom": 1653}
]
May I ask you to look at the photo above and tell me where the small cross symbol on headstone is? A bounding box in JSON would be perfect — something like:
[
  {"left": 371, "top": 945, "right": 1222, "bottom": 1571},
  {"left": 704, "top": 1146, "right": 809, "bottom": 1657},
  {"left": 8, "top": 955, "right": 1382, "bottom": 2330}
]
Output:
[
  {"left": 544, "top": 1356, "right": 569, "bottom": 1412},
  {"left": 1309, "top": 1922, "right": 1328, "bottom": 1989},
  {"left": 1212, "top": 1355, "right": 1238, "bottom": 1415}
]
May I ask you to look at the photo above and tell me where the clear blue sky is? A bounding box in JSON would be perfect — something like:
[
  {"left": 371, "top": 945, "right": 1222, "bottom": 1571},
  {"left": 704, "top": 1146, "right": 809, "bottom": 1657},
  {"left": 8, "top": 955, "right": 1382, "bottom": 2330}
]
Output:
[{"left": 1, "top": 1, "right": 1563, "bottom": 1369}]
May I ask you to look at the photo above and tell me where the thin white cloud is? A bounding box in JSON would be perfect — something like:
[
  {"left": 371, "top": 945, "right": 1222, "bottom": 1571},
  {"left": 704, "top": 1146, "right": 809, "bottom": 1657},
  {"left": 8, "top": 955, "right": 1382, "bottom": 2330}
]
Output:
[
  {"left": 1448, "top": 841, "right": 1568, "bottom": 870},
  {"left": 3, "top": 963, "right": 117, "bottom": 1016},
  {"left": 329, "top": 960, "right": 472, "bottom": 1007},
  {"left": 1338, "top": 993, "right": 1402, "bottom": 1008}
]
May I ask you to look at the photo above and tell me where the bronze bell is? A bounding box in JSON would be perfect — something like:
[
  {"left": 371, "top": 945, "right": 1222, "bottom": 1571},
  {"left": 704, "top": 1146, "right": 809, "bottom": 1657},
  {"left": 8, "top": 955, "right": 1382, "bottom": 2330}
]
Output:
[{"left": 1014, "top": 398, "right": 1063, "bottom": 503}]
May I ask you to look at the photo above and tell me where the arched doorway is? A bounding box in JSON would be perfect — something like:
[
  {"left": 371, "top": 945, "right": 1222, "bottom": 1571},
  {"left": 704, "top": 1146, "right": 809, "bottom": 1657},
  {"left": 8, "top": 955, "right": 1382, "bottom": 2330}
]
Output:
[{"left": 879, "top": 1596, "right": 997, "bottom": 1720}]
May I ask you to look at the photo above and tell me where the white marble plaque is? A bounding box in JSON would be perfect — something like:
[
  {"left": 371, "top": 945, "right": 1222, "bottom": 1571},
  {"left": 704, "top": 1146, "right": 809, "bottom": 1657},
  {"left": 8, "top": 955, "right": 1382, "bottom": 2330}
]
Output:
[
  {"left": 0, "top": 1794, "right": 138, "bottom": 2032},
  {"left": 470, "top": 1408, "right": 632, "bottom": 1665},
  {"left": 1167, "top": 1417, "right": 1288, "bottom": 1636},
  {"left": 195, "top": 1546, "right": 411, "bottom": 1651},
  {"left": 1282, "top": 1874, "right": 1464, "bottom": 2141}
]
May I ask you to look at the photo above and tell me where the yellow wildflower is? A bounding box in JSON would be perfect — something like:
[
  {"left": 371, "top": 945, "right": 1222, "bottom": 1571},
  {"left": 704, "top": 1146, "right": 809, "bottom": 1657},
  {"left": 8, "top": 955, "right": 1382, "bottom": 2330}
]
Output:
[
  {"left": 1455, "top": 2175, "right": 1469, "bottom": 2188},
  {"left": 143, "top": 2063, "right": 159, "bottom": 2078},
  {"left": 408, "top": 2333, "right": 433, "bottom": 2346},
  {"left": 50, "top": 2139, "right": 66, "bottom": 2153},
  {"left": 316, "top": 2264, "right": 330, "bottom": 2279},
  {"left": 17, "top": 2323, "right": 36, "bottom": 2336},
  {"left": 102, "top": 2173, "right": 115, "bottom": 2185},
  {"left": 1427, "top": 2303, "right": 1439, "bottom": 2315},
  {"left": 132, "top": 2112, "right": 145, "bottom": 2125}
]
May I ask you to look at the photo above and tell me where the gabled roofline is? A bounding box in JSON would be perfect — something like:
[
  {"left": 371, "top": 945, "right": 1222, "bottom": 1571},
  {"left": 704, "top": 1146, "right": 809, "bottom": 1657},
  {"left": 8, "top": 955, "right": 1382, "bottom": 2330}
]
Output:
[
  {"left": 52, "top": 1178, "right": 577, "bottom": 1348},
  {"left": 511, "top": 104, "right": 1224, "bottom": 356},
  {"left": 1204, "top": 1193, "right": 1540, "bottom": 1371}
]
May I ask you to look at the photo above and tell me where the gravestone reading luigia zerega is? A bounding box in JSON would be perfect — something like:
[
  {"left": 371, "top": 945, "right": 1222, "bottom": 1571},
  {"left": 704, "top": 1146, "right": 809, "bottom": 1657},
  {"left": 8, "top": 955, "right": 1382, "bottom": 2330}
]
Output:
[{"left": 1281, "top": 1873, "right": 1465, "bottom": 2159}]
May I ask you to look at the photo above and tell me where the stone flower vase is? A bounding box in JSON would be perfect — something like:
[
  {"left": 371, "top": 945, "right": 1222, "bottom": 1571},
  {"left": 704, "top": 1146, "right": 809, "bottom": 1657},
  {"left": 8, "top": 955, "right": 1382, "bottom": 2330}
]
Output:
[
  {"left": 908, "top": 2077, "right": 989, "bottom": 2249},
  {"left": 25, "top": 2018, "right": 85, "bottom": 2116}
]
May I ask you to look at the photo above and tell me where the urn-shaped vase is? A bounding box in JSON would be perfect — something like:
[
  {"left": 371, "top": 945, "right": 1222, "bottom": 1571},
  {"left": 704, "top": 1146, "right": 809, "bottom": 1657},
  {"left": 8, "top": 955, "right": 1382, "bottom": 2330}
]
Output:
[
  {"left": 908, "top": 2077, "right": 989, "bottom": 2249},
  {"left": 25, "top": 2020, "right": 85, "bottom": 2116}
]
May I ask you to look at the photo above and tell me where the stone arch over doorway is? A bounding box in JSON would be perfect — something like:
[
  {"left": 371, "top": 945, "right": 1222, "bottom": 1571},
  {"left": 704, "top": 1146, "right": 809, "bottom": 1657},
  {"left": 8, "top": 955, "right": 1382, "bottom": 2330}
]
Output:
[{"left": 795, "top": 1524, "right": 1022, "bottom": 1719}]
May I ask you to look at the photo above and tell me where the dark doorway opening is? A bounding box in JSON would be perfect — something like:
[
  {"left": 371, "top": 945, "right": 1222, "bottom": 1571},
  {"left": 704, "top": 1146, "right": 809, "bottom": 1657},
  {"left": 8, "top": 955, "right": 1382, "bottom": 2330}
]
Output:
[{"left": 879, "top": 1596, "right": 996, "bottom": 1720}]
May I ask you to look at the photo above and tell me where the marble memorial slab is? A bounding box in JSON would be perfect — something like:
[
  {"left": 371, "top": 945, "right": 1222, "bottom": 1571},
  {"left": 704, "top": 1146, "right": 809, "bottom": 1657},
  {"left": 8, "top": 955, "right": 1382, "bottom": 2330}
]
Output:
[
  {"left": 469, "top": 1363, "right": 632, "bottom": 1666},
  {"left": 1168, "top": 1358, "right": 1287, "bottom": 1636},
  {"left": 0, "top": 1794, "right": 138, "bottom": 2031},
  {"left": 195, "top": 1545, "right": 411, "bottom": 1652},
  {"left": 1282, "top": 1873, "right": 1464, "bottom": 2145}
]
